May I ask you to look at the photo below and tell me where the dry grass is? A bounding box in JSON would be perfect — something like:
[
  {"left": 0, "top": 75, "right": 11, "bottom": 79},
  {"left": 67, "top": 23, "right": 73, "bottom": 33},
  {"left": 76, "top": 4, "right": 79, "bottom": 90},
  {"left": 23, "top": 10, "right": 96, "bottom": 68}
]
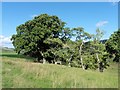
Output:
[{"left": 1, "top": 56, "right": 118, "bottom": 88}]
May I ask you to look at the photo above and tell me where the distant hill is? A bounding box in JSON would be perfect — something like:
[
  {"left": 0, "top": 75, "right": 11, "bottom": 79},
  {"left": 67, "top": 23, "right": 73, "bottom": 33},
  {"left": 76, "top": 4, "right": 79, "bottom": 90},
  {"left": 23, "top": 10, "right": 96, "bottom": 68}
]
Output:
[
  {"left": 84, "top": 39, "right": 108, "bottom": 45},
  {"left": 0, "top": 47, "right": 15, "bottom": 53},
  {"left": 100, "top": 39, "right": 108, "bottom": 44}
]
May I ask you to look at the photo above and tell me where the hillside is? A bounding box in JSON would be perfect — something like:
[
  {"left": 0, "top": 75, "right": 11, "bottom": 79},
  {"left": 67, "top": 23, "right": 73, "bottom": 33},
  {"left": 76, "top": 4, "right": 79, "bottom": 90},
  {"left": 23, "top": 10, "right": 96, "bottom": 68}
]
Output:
[
  {"left": 1, "top": 53, "right": 118, "bottom": 88},
  {"left": 0, "top": 47, "right": 15, "bottom": 54}
]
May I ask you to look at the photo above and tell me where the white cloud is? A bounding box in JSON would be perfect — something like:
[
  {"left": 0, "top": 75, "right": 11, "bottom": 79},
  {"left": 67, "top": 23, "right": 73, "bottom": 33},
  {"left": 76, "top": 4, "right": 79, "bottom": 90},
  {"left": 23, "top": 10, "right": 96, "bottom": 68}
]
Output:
[
  {"left": 96, "top": 21, "right": 108, "bottom": 27},
  {"left": 0, "top": 35, "right": 12, "bottom": 47}
]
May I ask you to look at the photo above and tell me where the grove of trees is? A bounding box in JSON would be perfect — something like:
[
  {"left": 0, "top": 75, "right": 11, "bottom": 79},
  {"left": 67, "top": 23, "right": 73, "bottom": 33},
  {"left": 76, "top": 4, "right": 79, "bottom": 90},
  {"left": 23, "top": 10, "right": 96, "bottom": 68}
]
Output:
[{"left": 11, "top": 14, "right": 120, "bottom": 72}]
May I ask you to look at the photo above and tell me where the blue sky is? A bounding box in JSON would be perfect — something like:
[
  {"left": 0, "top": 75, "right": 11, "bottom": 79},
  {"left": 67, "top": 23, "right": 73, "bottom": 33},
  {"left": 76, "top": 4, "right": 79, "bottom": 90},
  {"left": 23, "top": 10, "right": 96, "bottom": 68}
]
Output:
[{"left": 1, "top": 2, "right": 118, "bottom": 48}]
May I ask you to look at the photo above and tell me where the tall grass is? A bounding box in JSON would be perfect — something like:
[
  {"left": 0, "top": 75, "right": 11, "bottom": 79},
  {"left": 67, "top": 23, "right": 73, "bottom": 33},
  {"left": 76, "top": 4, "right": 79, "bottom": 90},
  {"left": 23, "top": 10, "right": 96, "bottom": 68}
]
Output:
[{"left": 1, "top": 55, "right": 118, "bottom": 88}]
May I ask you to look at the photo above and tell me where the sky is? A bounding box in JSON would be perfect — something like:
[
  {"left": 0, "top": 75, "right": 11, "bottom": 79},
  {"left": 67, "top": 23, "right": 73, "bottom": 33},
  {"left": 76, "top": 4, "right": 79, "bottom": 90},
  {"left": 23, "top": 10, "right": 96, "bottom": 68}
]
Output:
[{"left": 1, "top": 2, "right": 118, "bottom": 48}]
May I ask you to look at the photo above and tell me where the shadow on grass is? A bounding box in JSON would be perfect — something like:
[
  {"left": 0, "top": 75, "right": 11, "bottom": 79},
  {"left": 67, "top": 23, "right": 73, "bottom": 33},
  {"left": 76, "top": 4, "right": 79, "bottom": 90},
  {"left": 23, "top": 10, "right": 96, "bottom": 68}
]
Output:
[{"left": 0, "top": 53, "right": 35, "bottom": 61}]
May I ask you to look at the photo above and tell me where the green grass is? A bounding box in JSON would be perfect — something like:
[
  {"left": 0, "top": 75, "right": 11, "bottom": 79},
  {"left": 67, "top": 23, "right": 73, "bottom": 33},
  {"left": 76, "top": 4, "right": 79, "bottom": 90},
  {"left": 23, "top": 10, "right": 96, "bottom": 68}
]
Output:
[
  {"left": 1, "top": 53, "right": 118, "bottom": 88},
  {"left": 1, "top": 53, "right": 35, "bottom": 62}
]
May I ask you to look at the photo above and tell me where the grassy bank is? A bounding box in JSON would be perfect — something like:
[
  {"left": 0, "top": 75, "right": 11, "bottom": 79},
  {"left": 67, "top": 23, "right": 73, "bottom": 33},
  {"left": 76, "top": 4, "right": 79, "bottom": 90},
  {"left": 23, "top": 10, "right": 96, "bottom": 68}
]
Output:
[{"left": 1, "top": 53, "right": 118, "bottom": 88}]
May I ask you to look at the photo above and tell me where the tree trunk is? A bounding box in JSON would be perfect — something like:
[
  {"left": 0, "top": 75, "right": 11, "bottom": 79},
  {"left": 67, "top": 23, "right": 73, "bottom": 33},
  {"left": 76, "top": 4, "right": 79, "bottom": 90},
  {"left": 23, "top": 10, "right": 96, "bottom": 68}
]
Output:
[
  {"left": 55, "top": 62, "right": 57, "bottom": 64},
  {"left": 53, "top": 52, "right": 56, "bottom": 64},
  {"left": 81, "top": 56, "right": 85, "bottom": 70},
  {"left": 79, "top": 42, "right": 85, "bottom": 70},
  {"left": 43, "top": 58, "right": 46, "bottom": 64},
  {"left": 68, "top": 62, "right": 71, "bottom": 67},
  {"left": 40, "top": 51, "right": 46, "bottom": 64},
  {"left": 68, "top": 54, "right": 73, "bottom": 67},
  {"left": 96, "top": 53, "right": 101, "bottom": 72}
]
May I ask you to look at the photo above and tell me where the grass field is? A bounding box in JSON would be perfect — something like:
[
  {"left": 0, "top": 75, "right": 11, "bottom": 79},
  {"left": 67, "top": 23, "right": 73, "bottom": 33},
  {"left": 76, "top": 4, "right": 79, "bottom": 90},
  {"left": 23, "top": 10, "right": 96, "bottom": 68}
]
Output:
[{"left": 0, "top": 51, "right": 119, "bottom": 88}]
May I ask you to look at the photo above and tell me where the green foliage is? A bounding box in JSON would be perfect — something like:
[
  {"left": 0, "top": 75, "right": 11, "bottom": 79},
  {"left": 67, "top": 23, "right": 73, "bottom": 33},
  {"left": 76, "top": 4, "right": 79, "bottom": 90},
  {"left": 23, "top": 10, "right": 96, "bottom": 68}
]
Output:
[
  {"left": 89, "top": 29, "right": 109, "bottom": 71},
  {"left": 11, "top": 13, "right": 114, "bottom": 71},
  {"left": 11, "top": 14, "right": 65, "bottom": 63},
  {"left": 105, "top": 29, "right": 120, "bottom": 62}
]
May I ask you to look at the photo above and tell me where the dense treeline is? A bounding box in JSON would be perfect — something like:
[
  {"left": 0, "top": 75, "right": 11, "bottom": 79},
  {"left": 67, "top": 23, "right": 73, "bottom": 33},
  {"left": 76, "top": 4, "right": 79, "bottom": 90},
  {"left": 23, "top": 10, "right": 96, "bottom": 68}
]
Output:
[{"left": 11, "top": 14, "right": 120, "bottom": 72}]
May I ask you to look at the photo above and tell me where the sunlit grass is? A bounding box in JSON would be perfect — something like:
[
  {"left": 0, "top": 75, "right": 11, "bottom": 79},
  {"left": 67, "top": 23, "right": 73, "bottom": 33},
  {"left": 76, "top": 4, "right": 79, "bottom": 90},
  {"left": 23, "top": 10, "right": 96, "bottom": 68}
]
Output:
[{"left": 1, "top": 55, "right": 118, "bottom": 88}]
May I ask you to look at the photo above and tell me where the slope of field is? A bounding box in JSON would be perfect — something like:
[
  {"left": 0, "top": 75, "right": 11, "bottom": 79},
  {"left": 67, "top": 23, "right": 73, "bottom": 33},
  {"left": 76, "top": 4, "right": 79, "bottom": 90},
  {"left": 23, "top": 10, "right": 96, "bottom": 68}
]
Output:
[{"left": 1, "top": 52, "right": 118, "bottom": 88}]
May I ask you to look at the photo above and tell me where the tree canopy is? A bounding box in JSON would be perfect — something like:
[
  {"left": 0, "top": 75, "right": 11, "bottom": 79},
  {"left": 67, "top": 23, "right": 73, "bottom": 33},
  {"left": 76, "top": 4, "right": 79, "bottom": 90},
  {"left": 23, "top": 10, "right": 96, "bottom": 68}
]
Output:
[
  {"left": 105, "top": 29, "right": 120, "bottom": 62},
  {"left": 11, "top": 14, "right": 65, "bottom": 63},
  {"left": 11, "top": 13, "right": 118, "bottom": 72}
]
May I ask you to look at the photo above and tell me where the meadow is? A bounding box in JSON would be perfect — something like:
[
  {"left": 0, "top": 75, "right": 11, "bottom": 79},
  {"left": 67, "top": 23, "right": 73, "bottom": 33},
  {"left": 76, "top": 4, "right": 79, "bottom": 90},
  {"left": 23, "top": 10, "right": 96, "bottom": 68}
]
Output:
[{"left": 0, "top": 49, "right": 118, "bottom": 88}]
